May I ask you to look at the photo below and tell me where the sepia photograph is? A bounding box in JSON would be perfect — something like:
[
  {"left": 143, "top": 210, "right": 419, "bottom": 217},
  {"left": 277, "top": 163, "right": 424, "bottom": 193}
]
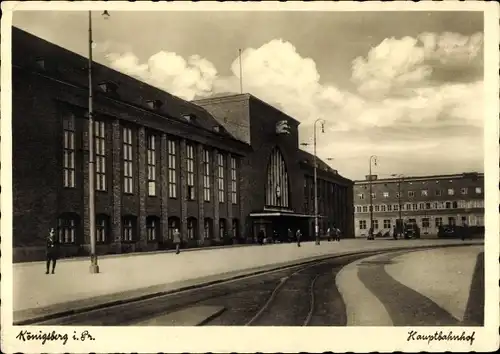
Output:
[{"left": 1, "top": 1, "right": 499, "bottom": 353}]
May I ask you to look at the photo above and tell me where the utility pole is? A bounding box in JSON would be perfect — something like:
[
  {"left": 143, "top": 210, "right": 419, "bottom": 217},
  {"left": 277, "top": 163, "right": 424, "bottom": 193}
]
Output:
[
  {"left": 88, "top": 10, "right": 110, "bottom": 274},
  {"left": 392, "top": 173, "right": 404, "bottom": 238},
  {"left": 313, "top": 119, "right": 325, "bottom": 245}
]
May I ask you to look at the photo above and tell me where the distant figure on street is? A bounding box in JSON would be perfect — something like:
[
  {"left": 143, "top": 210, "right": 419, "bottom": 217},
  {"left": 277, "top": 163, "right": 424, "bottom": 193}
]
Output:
[
  {"left": 46, "top": 228, "right": 59, "bottom": 274},
  {"left": 287, "top": 228, "right": 293, "bottom": 243},
  {"left": 335, "top": 227, "right": 341, "bottom": 242},
  {"left": 368, "top": 226, "right": 374, "bottom": 240},
  {"left": 258, "top": 229, "right": 265, "bottom": 245},
  {"left": 173, "top": 228, "right": 182, "bottom": 254},
  {"left": 327, "top": 228, "right": 332, "bottom": 242},
  {"left": 295, "top": 229, "right": 302, "bottom": 247},
  {"left": 461, "top": 222, "right": 469, "bottom": 241}
]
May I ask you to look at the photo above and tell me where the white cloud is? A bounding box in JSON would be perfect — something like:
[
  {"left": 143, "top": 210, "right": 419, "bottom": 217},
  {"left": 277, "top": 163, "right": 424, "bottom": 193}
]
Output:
[
  {"left": 102, "top": 31, "right": 484, "bottom": 179},
  {"left": 105, "top": 50, "right": 218, "bottom": 101}
]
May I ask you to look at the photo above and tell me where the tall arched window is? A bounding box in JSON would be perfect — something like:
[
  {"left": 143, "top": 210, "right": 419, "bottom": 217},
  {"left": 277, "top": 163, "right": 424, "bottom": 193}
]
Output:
[{"left": 265, "top": 148, "right": 290, "bottom": 208}]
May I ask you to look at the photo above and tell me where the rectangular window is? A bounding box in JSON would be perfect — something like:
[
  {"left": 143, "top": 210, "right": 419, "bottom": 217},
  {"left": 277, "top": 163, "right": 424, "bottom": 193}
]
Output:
[
  {"left": 380, "top": 205, "right": 386, "bottom": 212},
  {"left": 405, "top": 203, "right": 412, "bottom": 211},
  {"left": 356, "top": 206, "right": 362, "bottom": 213},
  {"left": 422, "top": 218, "right": 430, "bottom": 228},
  {"left": 168, "top": 139, "right": 177, "bottom": 198},
  {"left": 231, "top": 157, "right": 237, "bottom": 204},
  {"left": 372, "top": 219, "right": 379, "bottom": 230},
  {"left": 95, "top": 121, "right": 106, "bottom": 191},
  {"left": 387, "top": 204, "right": 392, "bottom": 212},
  {"left": 58, "top": 217, "right": 76, "bottom": 244},
  {"left": 383, "top": 219, "right": 391, "bottom": 229},
  {"left": 435, "top": 189, "right": 442, "bottom": 196},
  {"left": 408, "top": 191, "right": 415, "bottom": 198},
  {"left": 383, "top": 192, "right": 389, "bottom": 198},
  {"left": 432, "top": 202, "right": 438, "bottom": 209},
  {"left": 447, "top": 188, "right": 455, "bottom": 196},
  {"left": 412, "top": 203, "right": 418, "bottom": 210},
  {"left": 362, "top": 206, "right": 368, "bottom": 212},
  {"left": 421, "top": 189, "right": 428, "bottom": 196},
  {"left": 358, "top": 193, "right": 364, "bottom": 200},
  {"left": 374, "top": 205, "right": 380, "bottom": 212},
  {"left": 393, "top": 204, "right": 399, "bottom": 211},
  {"left": 359, "top": 220, "right": 367, "bottom": 230},
  {"left": 419, "top": 203, "right": 425, "bottom": 210},
  {"left": 475, "top": 187, "right": 482, "bottom": 194},
  {"left": 217, "top": 152, "right": 225, "bottom": 203},
  {"left": 147, "top": 134, "right": 157, "bottom": 196},
  {"left": 96, "top": 216, "right": 107, "bottom": 243},
  {"left": 203, "top": 149, "right": 211, "bottom": 202},
  {"left": 123, "top": 127, "right": 134, "bottom": 194},
  {"left": 371, "top": 193, "right": 376, "bottom": 199},
  {"left": 123, "top": 217, "right": 134, "bottom": 241},
  {"left": 461, "top": 188, "right": 468, "bottom": 195},
  {"left": 435, "top": 217, "right": 443, "bottom": 227},
  {"left": 186, "top": 143, "right": 195, "bottom": 200},
  {"left": 147, "top": 218, "right": 158, "bottom": 241},
  {"left": 395, "top": 192, "right": 400, "bottom": 198},
  {"left": 63, "top": 113, "right": 76, "bottom": 188}
]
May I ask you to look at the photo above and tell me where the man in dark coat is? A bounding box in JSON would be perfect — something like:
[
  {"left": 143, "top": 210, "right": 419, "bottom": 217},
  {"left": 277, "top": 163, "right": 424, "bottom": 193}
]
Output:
[
  {"left": 46, "top": 228, "right": 59, "bottom": 274},
  {"left": 287, "top": 228, "right": 293, "bottom": 243}
]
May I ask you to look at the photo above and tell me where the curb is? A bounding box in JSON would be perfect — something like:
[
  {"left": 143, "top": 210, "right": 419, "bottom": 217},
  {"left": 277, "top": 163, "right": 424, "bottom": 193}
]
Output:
[{"left": 14, "top": 242, "right": 482, "bottom": 325}]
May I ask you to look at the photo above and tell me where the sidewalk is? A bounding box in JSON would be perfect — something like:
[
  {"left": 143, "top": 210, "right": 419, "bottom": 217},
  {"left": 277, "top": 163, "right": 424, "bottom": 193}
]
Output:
[
  {"left": 13, "top": 238, "right": 483, "bottom": 322},
  {"left": 336, "top": 244, "right": 484, "bottom": 326}
]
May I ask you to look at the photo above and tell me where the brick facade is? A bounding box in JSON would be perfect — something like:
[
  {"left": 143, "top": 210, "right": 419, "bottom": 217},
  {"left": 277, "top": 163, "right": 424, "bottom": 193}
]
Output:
[{"left": 11, "top": 28, "right": 355, "bottom": 261}]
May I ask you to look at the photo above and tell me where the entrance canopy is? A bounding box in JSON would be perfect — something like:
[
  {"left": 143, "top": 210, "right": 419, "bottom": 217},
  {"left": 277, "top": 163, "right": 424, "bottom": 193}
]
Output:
[{"left": 249, "top": 211, "right": 313, "bottom": 218}]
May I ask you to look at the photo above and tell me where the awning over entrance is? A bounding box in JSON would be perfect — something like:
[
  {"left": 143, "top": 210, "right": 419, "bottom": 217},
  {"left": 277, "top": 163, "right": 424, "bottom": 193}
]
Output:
[{"left": 249, "top": 211, "right": 327, "bottom": 218}]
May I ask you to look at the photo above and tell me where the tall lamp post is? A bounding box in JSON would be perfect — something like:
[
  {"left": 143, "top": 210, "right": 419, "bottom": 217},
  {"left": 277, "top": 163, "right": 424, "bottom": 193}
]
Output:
[
  {"left": 391, "top": 173, "right": 404, "bottom": 238},
  {"left": 368, "top": 155, "right": 378, "bottom": 238},
  {"left": 88, "top": 10, "right": 110, "bottom": 274},
  {"left": 300, "top": 118, "right": 325, "bottom": 245}
]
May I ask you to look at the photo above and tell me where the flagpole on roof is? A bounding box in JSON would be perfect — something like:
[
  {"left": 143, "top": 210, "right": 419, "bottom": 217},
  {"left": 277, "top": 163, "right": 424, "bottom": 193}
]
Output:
[{"left": 239, "top": 49, "right": 243, "bottom": 94}]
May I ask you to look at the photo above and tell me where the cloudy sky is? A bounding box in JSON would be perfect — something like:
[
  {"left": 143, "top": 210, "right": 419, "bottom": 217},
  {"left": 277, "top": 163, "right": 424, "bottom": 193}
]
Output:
[{"left": 13, "top": 10, "right": 484, "bottom": 180}]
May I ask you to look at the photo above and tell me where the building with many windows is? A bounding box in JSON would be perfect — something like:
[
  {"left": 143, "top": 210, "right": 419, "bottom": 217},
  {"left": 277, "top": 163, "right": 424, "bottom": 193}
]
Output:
[
  {"left": 11, "top": 28, "right": 353, "bottom": 261},
  {"left": 353, "top": 172, "right": 485, "bottom": 238}
]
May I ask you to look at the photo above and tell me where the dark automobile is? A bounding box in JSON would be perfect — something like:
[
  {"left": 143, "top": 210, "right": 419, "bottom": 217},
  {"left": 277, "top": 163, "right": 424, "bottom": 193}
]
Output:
[{"left": 404, "top": 223, "right": 420, "bottom": 239}]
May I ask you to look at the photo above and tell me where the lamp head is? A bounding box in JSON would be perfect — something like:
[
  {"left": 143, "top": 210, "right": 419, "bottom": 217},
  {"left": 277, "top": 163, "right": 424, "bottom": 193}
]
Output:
[
  {"left": 321, "top": 122, "right": 325, "bottom": 133},
  {"left": 102, "top": 10, "right": 110, "bottom": 19}
]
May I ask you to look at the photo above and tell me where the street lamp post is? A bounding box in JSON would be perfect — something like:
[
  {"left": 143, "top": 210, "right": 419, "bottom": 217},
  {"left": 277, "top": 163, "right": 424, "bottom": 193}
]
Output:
[
  {"left": 313, "top": 119, "right": 325, "bottom": 245},
  {"left": 300, "top": 118, "right": 325, "bottom": 245},
  {"left": 391, "top": 173, "right": 404, "bottom": 238},
  {"left": 368, "top": 155, "right": 377, "bottom": 239},
  {"left": 88, "top": 10, "right": 109, "bottom": 274}
]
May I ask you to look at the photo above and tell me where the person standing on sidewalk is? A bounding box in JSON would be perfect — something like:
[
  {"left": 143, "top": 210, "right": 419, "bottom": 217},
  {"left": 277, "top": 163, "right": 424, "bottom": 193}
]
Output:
[
  {"left": 295, "top": 229, "right": 302, "bottom": 247},
  {"left": 46, "top": 228, "right": 59, "bottom": 274},
  {"left": 335, "top": 226, "right": 341, "bottom": 242},
  {"left": 173, "top": 228, "right": 182, "bottom": 254},
  {"left": 287, "top": 228, "right": 293, "bottom": 243}
]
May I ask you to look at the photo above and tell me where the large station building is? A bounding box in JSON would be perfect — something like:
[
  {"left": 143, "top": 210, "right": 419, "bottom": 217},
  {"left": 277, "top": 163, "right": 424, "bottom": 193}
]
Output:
[
  {"left": 11, "top": 28, "right": 354, "bottom": 261},
  {"left": 353, "top": 172, "right": 485, "bottom": 238}
]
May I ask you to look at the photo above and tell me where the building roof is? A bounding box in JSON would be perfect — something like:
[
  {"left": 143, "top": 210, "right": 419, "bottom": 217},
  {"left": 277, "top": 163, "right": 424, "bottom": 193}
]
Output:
[
  {"left": 354, "top": 172, "right": 484, "bottom": 185},
  {"left": 194, "top": 92, "right": 301, "bottom": 125},
  {"left": 298, "top": 149, "right": 352, "bottom": 184},
  {"left": 12, "top": 27, "right": 245, "bottom": 145}
]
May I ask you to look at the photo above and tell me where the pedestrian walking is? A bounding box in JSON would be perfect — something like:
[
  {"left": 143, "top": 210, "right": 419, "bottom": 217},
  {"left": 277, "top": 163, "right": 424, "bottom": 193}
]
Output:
[
  {"left": 173, "top": 228, "right": 182, "bottom": 254},
  {"left": 287, "top": 228, "right": 293, "bottom": 243},
  {"left": 46, "top": 228, "right": 59, "bottom": 274},
  {"left": 327, "top": 227, "right": 332, "bottom": 242},
  {"left": 335, "top": 227, "right": 341, "bottom": 242},
  {"left": 295, "top": 229, "right": 302, "bottom": 247}
]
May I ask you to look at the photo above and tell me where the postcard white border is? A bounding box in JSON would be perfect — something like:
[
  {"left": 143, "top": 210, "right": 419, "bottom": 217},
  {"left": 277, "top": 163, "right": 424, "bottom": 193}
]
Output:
[{"left": 1, "top": 1, "right": 499, "bottom": 353}]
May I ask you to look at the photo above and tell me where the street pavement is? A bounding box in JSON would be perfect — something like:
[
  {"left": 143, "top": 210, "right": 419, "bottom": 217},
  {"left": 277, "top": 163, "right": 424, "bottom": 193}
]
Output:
[
  {"left": 13, "top": 238, "right": 483, "bottom": 323},
  {"left": 336, "top": 245, "right": 484, "bottom": 326}
]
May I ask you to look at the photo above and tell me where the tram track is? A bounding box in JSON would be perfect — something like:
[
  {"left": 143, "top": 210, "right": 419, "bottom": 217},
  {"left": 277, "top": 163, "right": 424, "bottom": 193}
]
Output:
[{"left": 26, "top": 244, "right": 473, "bottom": 326}]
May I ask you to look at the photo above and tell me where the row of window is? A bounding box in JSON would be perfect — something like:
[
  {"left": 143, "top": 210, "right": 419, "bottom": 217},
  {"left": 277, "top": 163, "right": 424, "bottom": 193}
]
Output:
[
  {"left": 355, "top": 199, "right": 484, "bottom": 213},
  {"left": 358, "top": 215, "right": 484, "bottom": 230},
  {"left": 57, "top": 214, "right": 240, "bottom": 244},
  {"left": 62, "top": 113, "right": 238, "bottom": 204},
  {"left": 357, "top": 187, "right": 482, "bottom": 200}
]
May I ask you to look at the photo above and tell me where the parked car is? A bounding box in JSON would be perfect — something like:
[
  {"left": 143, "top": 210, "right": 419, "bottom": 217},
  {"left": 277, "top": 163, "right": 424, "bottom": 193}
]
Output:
[{"left": 404, "top": 223, "right": 420, "bottom": 239}]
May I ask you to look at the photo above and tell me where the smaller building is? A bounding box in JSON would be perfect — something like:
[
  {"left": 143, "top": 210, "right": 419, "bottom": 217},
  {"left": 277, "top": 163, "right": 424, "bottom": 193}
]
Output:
[{"left": 353, "top": 172, "right": 484, "bottom": 238}]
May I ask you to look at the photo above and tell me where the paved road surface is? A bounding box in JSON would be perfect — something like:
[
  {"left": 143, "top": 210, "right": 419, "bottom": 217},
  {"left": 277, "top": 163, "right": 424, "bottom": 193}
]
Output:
[{"left": 29, "top": 245, "right": 483, "bottom": 327}]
